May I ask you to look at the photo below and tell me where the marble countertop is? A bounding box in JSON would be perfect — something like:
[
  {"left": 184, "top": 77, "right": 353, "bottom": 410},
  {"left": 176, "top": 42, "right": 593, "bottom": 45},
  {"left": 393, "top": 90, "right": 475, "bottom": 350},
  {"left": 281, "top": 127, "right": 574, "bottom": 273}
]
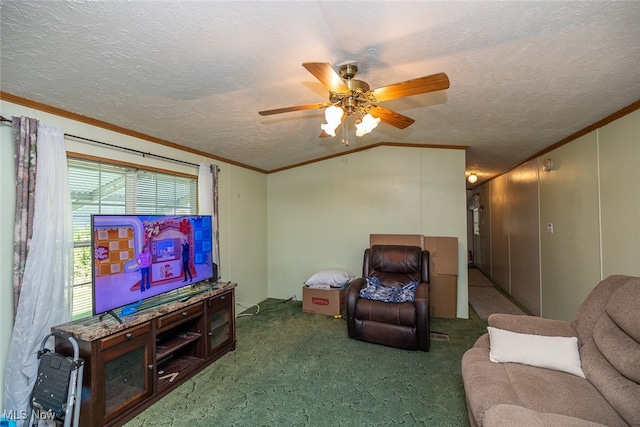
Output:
[{"left": 53, "top": 282, "right": 236, "bottom": 342}]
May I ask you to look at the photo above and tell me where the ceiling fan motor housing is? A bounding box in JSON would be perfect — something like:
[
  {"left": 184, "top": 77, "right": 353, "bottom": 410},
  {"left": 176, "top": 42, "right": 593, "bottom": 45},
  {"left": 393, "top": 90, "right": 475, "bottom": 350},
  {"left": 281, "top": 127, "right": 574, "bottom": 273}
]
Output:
[
  {"left": 345, "top": 79, "right": 370, "bottom": 93},
  {"left": 330, "top": 72, "right": 371, "bottom": 114},
  {"left": 339, "top": 63, "right": 358, "bottom": 80}
]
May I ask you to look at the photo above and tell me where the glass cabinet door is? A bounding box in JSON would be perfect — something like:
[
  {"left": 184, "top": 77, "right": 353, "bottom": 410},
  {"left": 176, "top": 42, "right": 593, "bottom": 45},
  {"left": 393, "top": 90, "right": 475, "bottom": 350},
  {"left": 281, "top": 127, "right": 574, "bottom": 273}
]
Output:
[
  {"left": 207, "top": 292, "right": 233, "bottom": 356},
  {"left": 101, "top": 334, "right": 153, "bottom": 423}
]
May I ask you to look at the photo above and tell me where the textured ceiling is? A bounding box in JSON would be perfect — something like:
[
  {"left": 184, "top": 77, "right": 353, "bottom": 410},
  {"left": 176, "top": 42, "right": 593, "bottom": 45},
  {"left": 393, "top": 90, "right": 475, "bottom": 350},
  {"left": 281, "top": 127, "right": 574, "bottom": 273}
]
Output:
[{"left": 1, "top": 1, "right": 639, "bottom": 183}]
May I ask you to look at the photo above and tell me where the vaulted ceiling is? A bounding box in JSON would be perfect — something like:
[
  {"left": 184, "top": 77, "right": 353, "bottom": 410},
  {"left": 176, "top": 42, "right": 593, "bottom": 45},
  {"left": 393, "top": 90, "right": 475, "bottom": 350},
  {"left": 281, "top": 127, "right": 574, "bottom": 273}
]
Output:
[{"left": 2, "top": 1, "right": 639, "bottom": 184}]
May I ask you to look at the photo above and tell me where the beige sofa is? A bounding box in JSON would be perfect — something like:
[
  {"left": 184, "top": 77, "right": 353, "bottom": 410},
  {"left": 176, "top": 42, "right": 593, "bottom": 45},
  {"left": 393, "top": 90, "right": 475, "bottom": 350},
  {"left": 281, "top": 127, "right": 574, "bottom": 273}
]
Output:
[{"left": 461, "top": 275, "right": 640, "bottom": 427}]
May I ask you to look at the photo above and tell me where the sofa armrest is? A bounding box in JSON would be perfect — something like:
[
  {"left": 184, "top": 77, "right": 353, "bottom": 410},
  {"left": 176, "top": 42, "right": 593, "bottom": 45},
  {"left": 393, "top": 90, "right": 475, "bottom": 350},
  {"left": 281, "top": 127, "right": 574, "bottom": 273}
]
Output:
[
  {"left": 346, "top": 278, "right": 366, "bottom": 338},
  {"left": 347, "top": 277, "right": 366, "bottom": 296},
  {"left": 483, "top": 404, "right": 609, "bottom": 427},
  {"left": 414, "top": 282, "right": 430, "bottom": 351},
  {"left": 488, "top": 313, "right": 578, "bottom": 339},
  {"left": 414, "top": 281, "right": 428, "bottom": 301},
  {"left": 473, "top": 332, "right": 490, "bottom": 349}
]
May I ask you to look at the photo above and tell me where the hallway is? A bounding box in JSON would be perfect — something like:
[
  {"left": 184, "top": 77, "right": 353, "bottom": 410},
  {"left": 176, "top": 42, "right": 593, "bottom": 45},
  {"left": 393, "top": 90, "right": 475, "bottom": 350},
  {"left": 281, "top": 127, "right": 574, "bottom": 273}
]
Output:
[{"left": 468, "top": 267, "right": 526, "bottom": 320}]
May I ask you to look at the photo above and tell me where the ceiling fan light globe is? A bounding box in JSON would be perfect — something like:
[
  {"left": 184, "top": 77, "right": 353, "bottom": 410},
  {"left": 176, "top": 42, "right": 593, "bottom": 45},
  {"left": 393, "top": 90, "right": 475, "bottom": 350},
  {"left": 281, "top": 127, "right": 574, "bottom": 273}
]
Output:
[
  {"left": 321, "top": 122, "right": 339, "bottom": 137},
  {"left": 363, "top": 113, "right": 381, "bottom": 129},
  {"left": 355, "top": 113, "right": 381, "bottom": 136},
  {"left": 324, "top": 105, "right": 344, "bottom": 124}
]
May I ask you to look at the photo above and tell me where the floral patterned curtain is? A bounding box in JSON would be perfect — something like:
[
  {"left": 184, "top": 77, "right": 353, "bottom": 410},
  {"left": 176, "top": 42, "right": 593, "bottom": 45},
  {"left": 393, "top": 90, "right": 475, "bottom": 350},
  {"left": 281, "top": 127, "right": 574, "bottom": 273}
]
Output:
[
  {"left": 5, "top": 120, "right": 73, "bottom": 426},
  {"left": 12, "top": 116, "right": 38, "bottom": 313},
  {"left": 211, "top": 164, "right": 220, "bottom": 276},
  {"left": 198, "top": 163, "right": 220, "bottom": 280}
]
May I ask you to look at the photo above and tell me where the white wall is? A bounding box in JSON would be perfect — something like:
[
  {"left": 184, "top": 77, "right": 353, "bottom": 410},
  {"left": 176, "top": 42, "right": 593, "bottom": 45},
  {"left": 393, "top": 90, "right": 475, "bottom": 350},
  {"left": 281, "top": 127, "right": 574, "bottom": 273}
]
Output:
[
  {"left": 485, "top": 164, "right": 543, "bottom": 317},
  {"left": 267, "top": 145, "right": 469, "bottom": 318},
  {"left": 599, "top": 112, "right": 640, "bottom": 278},
  {"left": 224, "top": 165, "right": 268, "bottom": 306},
  {"left": 539, "top": 132, "right": 602, "bottom": 321},
  {"left": 0, "top": 100, "right": 269, "bottom": 407},
  {"left": 476, "top": 108, "right": 640, "bottom": 322},
  {"left": 508, "top": 159, "right": 541, "bottom": 316},
  {"left": 489, "top": 174, "right": 510, "bottom": 292}
]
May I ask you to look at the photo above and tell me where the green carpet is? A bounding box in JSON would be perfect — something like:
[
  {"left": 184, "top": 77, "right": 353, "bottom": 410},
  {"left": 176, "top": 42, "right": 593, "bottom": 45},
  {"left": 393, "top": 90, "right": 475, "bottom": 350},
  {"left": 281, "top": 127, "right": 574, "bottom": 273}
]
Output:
[{"left": 125, "top": 299, "right": 487, "bottom": 426}]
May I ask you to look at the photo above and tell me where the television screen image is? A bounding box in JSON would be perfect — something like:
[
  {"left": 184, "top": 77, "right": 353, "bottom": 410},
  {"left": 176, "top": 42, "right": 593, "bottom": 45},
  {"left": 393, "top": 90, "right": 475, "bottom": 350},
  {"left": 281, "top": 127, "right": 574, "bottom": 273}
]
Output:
[{"left": 92, "top": 214, "right": 215, "bottom": 317}]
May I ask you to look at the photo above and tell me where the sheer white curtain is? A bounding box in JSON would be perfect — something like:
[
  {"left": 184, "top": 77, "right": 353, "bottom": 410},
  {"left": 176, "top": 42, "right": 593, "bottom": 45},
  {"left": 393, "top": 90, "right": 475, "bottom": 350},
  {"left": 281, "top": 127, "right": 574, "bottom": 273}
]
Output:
[
  {"left": 4, "top": 123, "right": 74, "bottom": 425},
  {"left": 198, "top": 163, "right": 220, "bottom": 279}
]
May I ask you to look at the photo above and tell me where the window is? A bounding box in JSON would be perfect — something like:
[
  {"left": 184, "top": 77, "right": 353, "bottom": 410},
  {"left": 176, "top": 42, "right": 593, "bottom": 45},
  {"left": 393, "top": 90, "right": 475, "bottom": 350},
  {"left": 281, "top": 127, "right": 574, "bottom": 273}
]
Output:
[{"left": 68, "top": 158, "right": 197, "bottom": 319}]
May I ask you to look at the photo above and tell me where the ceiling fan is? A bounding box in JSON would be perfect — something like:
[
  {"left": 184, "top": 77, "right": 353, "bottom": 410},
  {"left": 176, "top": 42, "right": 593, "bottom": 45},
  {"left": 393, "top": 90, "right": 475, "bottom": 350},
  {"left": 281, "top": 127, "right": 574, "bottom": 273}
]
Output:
[{"left": 258, "top": 62, "right": 450, "bottom": 142}]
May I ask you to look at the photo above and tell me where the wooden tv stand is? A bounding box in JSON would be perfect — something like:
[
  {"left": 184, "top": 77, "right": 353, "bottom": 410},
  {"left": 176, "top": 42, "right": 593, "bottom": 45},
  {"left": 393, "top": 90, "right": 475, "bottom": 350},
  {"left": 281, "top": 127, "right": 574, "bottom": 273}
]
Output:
[{"left": 52, "top": 283, "right": 236, "bottom": 427}]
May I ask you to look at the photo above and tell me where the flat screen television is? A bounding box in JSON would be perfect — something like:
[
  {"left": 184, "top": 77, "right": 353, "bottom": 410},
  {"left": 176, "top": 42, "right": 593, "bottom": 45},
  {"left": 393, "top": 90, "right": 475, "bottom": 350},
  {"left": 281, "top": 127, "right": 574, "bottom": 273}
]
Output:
[{"left": 91, "top": 214, "right": 216, "bottom": 321}]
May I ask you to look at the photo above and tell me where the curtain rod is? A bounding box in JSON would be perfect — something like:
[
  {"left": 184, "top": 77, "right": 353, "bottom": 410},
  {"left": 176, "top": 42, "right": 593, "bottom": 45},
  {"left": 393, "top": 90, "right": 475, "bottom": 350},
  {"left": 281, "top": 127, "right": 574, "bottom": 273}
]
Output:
[{"left": 0, "top": 115, "right": 201, "bottom": 169}]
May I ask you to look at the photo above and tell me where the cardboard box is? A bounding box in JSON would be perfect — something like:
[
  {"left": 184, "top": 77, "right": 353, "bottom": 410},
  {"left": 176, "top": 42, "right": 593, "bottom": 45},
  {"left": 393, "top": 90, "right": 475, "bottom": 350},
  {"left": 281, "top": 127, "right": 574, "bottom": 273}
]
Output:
[
  {"left": 302, "top": 286, "right": 346, "bottom": 316},
  {"left": 370, "top": 234, "right": 424, "bottom": 249},
  {"left": 429, "top": 274, "right": 458, "bottom": 318},
  {"left": 424, "top": 236, "right": 458, "bottom": 275}
]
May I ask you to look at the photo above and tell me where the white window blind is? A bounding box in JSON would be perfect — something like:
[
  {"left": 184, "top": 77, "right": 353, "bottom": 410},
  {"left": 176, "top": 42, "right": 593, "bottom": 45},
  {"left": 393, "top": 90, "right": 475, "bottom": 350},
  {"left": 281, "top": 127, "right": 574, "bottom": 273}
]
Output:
[{"left": 68, "top": 157, "right": 197, "bottom": 319}]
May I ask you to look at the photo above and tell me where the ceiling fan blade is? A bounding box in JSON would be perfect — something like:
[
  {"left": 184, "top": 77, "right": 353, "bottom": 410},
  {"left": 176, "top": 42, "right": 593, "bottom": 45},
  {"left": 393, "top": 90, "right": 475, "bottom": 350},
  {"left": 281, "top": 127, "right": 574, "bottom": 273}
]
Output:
[
  {"left": 302, "top": 62, "right": 350, "bottom": 95},
  {"left": 369, "top": 72, "right": 450, "bottom": 102},
  {"left": 368, "top": 106, "right": 415, "bottom": 129},
  {"left": 259, "top": 103, "right": 327, "bottom": 116}
]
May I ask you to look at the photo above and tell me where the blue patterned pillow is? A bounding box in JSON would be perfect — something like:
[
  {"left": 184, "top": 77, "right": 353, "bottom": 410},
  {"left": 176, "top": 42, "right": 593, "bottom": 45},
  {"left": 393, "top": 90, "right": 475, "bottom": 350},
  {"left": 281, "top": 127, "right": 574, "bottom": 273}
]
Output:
[{"left": 359, "top": 276, "right": 418, "bottom": 303}]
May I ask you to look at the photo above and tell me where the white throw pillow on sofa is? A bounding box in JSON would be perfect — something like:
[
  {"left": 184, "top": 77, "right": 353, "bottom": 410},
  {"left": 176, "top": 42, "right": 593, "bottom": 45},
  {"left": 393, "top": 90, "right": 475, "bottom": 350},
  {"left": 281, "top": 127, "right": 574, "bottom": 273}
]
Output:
[{"left": 488, "top": 326, "right": 585, "bottom": 378}]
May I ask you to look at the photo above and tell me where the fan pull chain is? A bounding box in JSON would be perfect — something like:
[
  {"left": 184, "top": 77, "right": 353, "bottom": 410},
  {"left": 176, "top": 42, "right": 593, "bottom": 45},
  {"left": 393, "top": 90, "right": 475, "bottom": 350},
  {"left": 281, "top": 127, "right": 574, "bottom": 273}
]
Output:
[{"left": 341, "top": 117, "right": 349, "bottom": 146}]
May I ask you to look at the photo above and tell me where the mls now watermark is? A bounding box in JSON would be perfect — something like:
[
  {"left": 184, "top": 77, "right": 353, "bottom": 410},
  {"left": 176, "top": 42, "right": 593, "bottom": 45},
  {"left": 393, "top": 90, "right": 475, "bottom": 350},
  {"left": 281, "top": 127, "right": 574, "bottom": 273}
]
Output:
[{"left": 1, "top": 408, "right": 57, "bottom": 424}]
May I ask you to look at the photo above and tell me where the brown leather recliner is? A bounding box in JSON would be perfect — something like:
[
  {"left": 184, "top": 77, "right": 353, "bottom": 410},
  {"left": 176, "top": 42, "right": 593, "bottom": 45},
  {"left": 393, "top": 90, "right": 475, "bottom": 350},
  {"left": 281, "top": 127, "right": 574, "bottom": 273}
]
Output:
[{"left": 347, "top": 245, "right": 430, "bottom": 351}]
